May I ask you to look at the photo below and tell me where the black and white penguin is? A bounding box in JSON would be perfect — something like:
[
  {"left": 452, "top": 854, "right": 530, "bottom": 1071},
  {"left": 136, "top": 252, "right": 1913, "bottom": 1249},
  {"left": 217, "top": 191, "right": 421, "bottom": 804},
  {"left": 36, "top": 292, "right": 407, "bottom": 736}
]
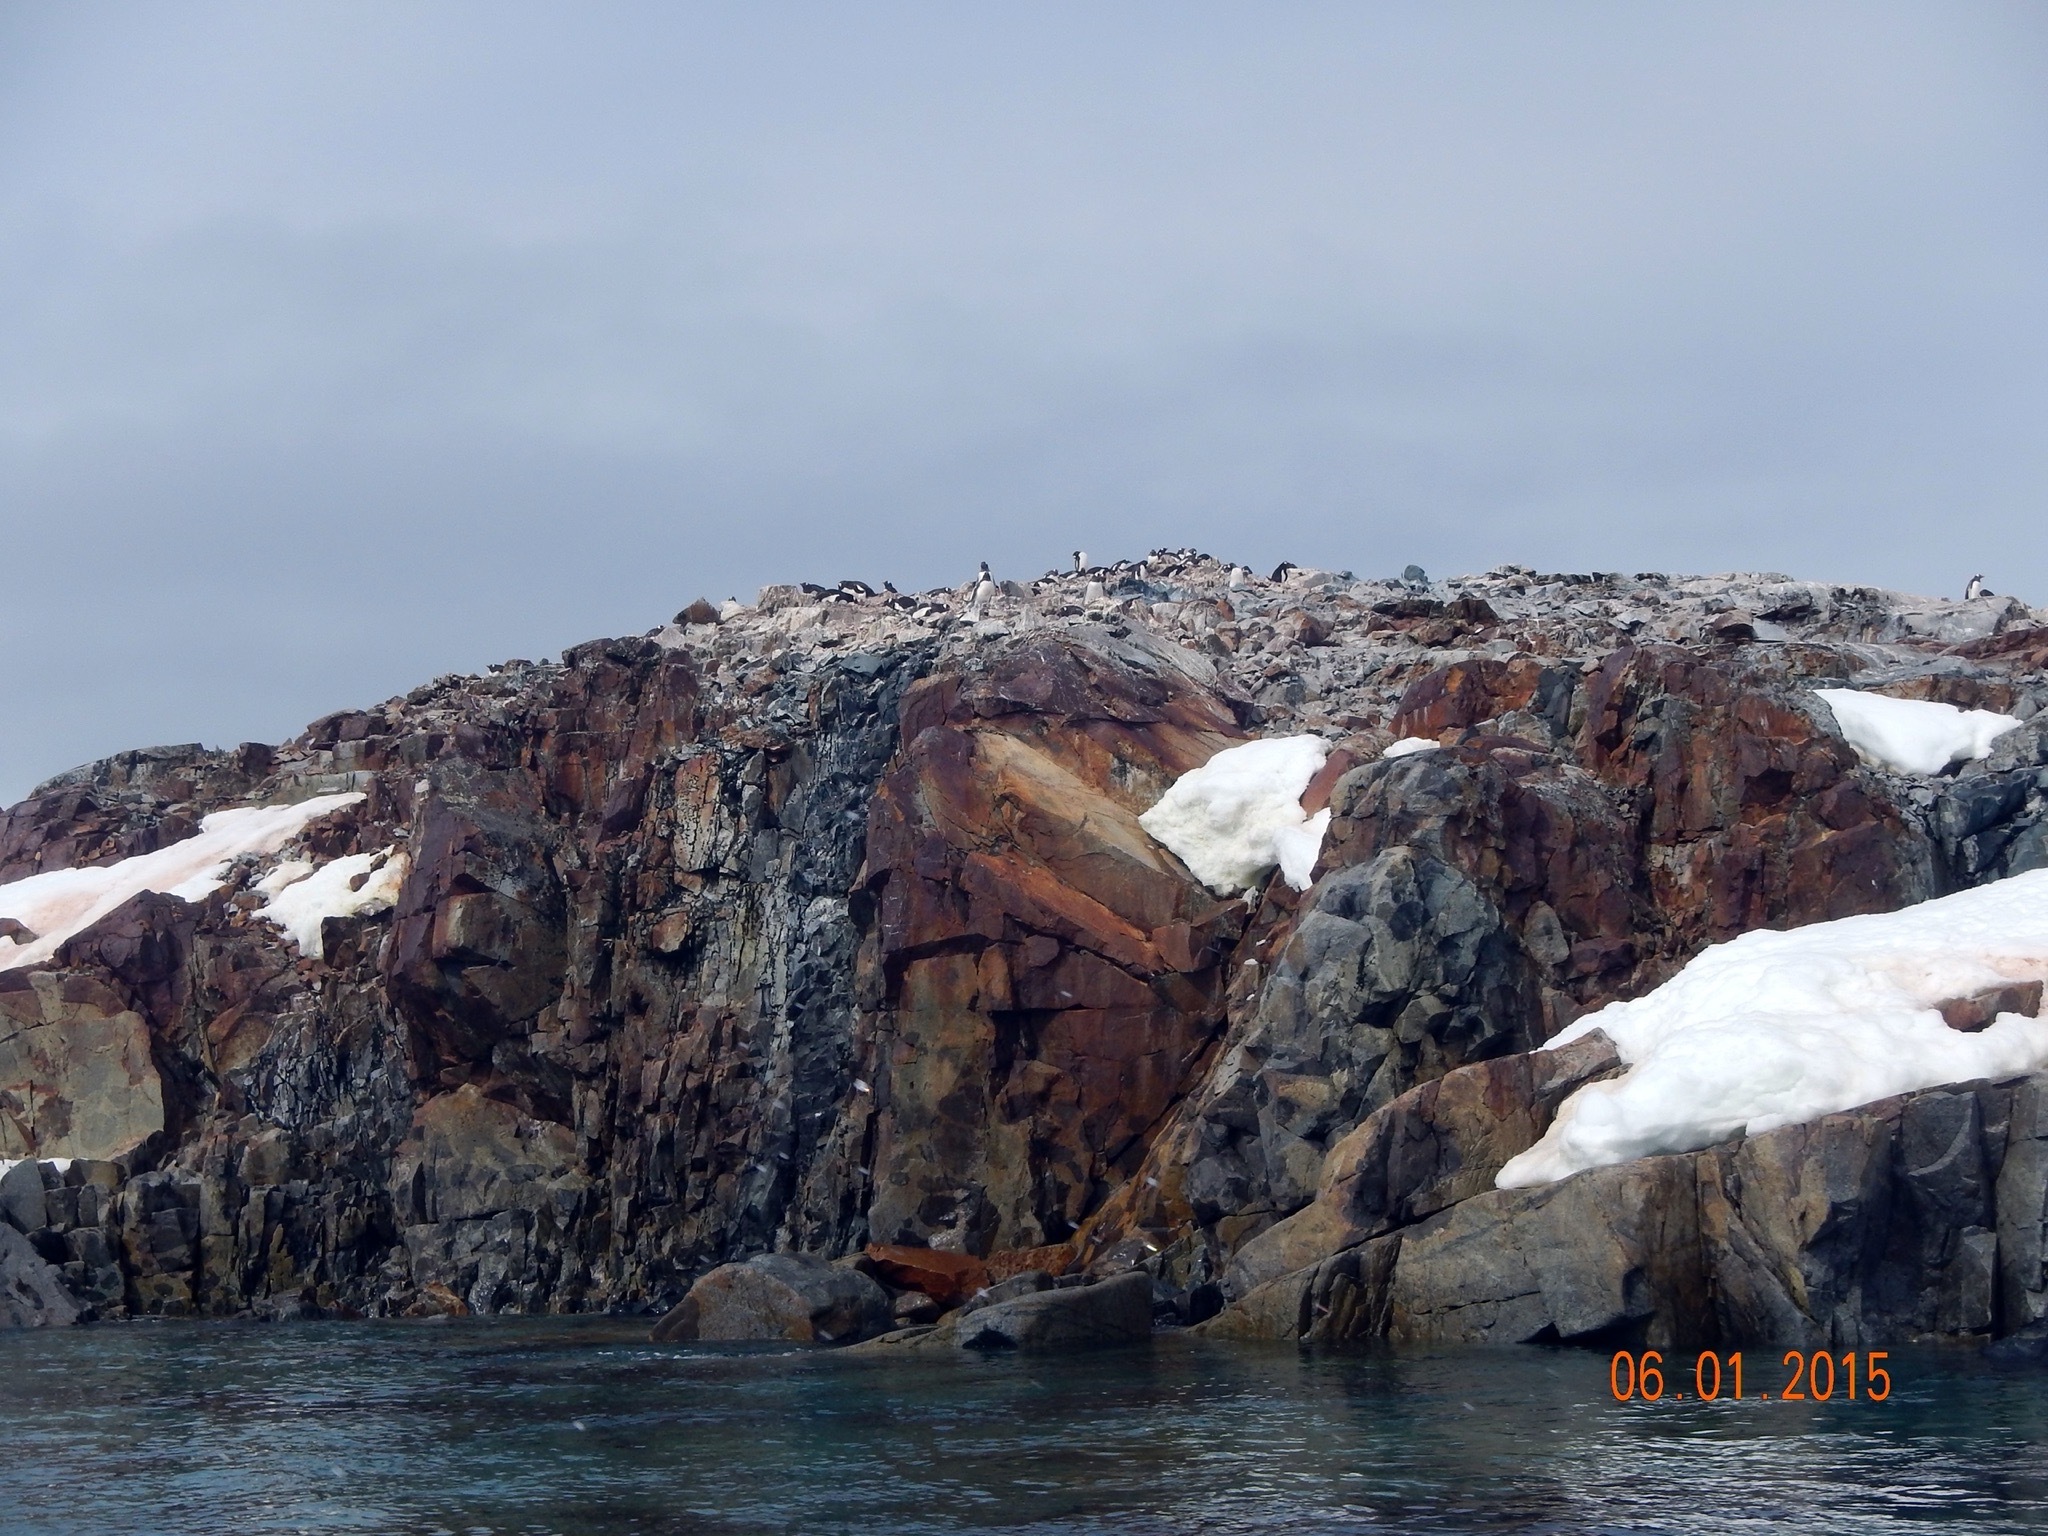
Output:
[
  {"left": 1965, "top": 574, "right": 1989, "bottom": 600},
  {"left": 968, "top": 564, "right": 996, "bottom": 621},
  {"left": 1073, "top": 550, "right": 1087, "bottom": 574},
  {"left": 1270, "top": 561, "right": 1297, "bottom": 582}
]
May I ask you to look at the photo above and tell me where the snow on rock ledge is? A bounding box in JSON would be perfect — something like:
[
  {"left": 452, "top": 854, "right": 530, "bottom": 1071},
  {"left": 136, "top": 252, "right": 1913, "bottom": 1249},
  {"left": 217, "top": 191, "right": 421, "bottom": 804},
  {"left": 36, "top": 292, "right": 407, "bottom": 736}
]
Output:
[
  {"left": 1496, "top": 868, "right": 2048, "bottom": 1189},
  {"left": 1381, "top": 736, "right": 1439, "bottom": 759},
  {"left": 1138, "top": 736, "right": 1331, "bottom": 895},
  {"left": 1814, "top": 687, "right": 2021, "bottom": 775},
  {"left": 0, "top": 793, "right": 364, "bottom": 972},
  {"left": 257, "top": 848, "right": 409, "bottom": 960}
]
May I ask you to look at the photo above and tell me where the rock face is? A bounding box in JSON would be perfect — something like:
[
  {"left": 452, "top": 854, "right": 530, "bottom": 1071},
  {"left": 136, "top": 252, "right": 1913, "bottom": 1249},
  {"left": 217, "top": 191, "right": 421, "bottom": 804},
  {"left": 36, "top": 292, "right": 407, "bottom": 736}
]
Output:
[
  {"left": 2, "top": 553, "right": 2047, "bottom": 1347},
  {"left": 1201, "top": 1048, "right": 2048, "bottom": 1351},
  {"left": 0, "top": 972, "right": 163, "bottom": 1161}
]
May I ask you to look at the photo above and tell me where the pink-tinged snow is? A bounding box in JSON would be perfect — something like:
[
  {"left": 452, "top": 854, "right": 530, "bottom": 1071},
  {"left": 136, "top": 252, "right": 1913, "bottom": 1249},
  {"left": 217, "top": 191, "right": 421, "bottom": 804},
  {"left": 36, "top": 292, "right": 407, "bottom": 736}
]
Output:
[
  {"left": 1814, "top": 688, "right": 2022, "bottom": 775},
  {"left": 256, "top": 848, "right": 409, "bottom": 959},
  {"left": 1380, "top": 737, "right": 1439, "bottom": 759},
  {"left": 1139, "top": 736, "right": 1332, "bottom": 895},
  {"left": 0, "top": 794, "right": 364, "bottom": 973},
  {"left": 1496, "top": 869, "right": 2048, "bottom": 1189}
]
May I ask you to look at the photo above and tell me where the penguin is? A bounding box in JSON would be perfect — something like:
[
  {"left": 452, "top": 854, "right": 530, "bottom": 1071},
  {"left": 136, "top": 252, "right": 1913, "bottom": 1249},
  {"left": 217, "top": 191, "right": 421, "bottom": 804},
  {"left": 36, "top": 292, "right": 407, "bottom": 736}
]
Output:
[
  {"left": 882, "top": 580, "right": 899, "bottom": 595},
  {"left": 967, "top": 567, "right": 996, "bottom": 622},
  {"left": 1084, "top": 579, "right": 1108, "bottom": 607},
  {"left": 977, "top": 560, "right": 992, "bottom": 583},
  {"left": 1965, "top": 574, "right": 1988, "bottom": 600},
  {"left": 1228, "top": 565, "right": 1249, "bottom": 591},
  {"left": 1271, "top": 561, "right": 1297, "bottom": 582},
  {"left": 1073, "top": 550, "right": 1087, "bottom": 574}
]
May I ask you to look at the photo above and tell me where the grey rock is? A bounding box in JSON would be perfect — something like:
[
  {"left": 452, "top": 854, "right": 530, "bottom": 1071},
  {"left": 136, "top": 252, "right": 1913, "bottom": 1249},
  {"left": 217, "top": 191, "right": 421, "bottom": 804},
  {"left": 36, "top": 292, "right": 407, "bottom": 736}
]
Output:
[
  {"left": 1986, "top": 1317, "right": 2048, "bottom": 1365},
  {"left": 1180, "top": 848, "right": 1539, "bottom": 1234},
  {"left": 0, "top": 1158, "right": 46, "bottom": 1233},
  {"left": 0, "top": 1223, "right": 79, "bottom": 1328},
  {"left": 651, "top": 1251, "right": 892, "bottom": 1345},
  {"left": 957, "top": 1269, "right": 1053, "bottom": 1315},
  {"left": 1388, "top": 1154, "right": 1707, "bottom": 1348},
  {"left": 955, "top": 1271, "right": 1153, "bottom": 1352}
]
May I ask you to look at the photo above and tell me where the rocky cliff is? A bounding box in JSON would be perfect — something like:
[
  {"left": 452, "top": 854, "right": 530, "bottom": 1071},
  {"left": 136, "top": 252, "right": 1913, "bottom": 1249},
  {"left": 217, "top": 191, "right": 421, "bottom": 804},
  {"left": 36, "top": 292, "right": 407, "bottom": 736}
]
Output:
[{"left": 4, "top": 555, "right": 2047, "bottom": 1348}]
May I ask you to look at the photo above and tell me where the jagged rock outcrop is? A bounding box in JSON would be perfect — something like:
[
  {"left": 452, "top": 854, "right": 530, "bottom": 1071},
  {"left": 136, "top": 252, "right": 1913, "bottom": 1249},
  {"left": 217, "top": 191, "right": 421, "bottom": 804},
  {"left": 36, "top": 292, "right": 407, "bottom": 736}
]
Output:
[
  {"left": 1201, "top": 1050, "right": 2048, "bottom": 1351},
  {"left": 2, "top": 553, "right": 2046, "bottom": 1348}
]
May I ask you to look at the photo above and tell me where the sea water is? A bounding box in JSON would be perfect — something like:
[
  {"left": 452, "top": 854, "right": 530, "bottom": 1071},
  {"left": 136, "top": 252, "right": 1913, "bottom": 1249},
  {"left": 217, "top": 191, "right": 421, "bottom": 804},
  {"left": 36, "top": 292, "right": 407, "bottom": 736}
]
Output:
[{"left": 4, "top": 1319, "right": 2046, "bottom": 1534}]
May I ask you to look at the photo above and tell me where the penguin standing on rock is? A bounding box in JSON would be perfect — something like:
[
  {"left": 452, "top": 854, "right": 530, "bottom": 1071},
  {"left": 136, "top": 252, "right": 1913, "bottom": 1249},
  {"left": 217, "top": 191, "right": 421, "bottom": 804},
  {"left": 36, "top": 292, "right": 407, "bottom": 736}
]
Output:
[
  {"left": 1073, "top": 550, "right": 1087, "bottom": 574},
  {"left": 1966, "top": 574, "right": 1990, "bottom": 600},
  {"left": 968, "top": 563, "right": 996, "bottom": 621}
]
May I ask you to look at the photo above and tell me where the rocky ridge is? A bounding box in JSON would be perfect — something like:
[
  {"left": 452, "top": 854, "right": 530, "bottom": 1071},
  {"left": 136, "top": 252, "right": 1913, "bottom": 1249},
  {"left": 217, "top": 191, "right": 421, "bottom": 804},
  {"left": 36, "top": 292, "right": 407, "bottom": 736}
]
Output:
[{"left": 3, "top": 553, "right": 2047, "bottom": 1350}]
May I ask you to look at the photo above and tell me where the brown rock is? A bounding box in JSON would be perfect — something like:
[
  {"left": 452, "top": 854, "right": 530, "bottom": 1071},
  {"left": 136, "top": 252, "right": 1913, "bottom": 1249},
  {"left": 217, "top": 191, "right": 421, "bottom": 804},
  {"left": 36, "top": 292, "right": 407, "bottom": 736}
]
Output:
[
  {"left": 0, "top": 970, "right": 164, "bottom": 1161},
  {"left": 1939, "top": 981, "right": 2043, "bottom": 1033},
  {"left": 862, "top": 1243, "right": 988, "bottom": 1305}
]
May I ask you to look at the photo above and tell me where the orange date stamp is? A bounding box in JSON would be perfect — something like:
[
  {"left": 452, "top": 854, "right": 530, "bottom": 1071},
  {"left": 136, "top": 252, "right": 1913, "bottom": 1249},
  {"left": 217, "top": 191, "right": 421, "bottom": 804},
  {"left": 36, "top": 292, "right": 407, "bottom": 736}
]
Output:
[{"left": 1609, "top": 1350, "right": 1893, "bottom": 1403}]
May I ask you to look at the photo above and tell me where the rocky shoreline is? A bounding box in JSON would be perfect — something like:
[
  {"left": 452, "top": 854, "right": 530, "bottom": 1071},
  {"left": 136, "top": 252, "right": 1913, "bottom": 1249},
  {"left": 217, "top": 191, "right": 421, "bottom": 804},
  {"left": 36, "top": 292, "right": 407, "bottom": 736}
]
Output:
[{"left": 5, "top": 553, "right": 2048, "bottom": 1351}]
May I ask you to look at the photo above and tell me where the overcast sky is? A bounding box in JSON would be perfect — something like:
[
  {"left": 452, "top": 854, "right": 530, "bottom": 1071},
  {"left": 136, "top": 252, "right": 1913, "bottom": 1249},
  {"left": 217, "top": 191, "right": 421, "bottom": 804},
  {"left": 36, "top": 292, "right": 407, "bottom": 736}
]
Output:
[{"left": 3, "top": 2, "right": 2045, "bottom": 803}]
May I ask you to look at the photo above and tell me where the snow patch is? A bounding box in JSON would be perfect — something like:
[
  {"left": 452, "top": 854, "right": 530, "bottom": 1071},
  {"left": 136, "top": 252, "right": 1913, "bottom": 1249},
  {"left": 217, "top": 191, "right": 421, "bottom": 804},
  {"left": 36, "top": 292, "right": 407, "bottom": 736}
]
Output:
[
  {"left": 1139, "top": 736, "right": 1332, "bottom": 895},
  {"left": 1381, "top": 737, "right": 1439, "bottom": 759},
  {"left": 0, "top": 794, "right": 365, "bottom": 973},
  {"left": 1496, "top": 868, "right": 2048, "bottom": 1189},
  {"left": 1814, "top": 688, "right": 2021, "bottom": 775},
  {"left": 257, "top": 848, "right": 409, "bottom": 959},
  {"left": 255, "top": 859, "right": 316, "bottom": 898}
]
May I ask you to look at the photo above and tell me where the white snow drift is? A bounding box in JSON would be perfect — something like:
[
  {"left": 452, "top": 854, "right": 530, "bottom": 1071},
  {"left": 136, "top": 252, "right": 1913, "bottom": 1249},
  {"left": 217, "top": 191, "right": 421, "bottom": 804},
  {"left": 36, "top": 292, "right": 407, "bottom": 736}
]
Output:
[
  {"left": 1814, "top": 688, "right": 2021, "bottom": 775},
  {"left": 0, "top": 793, "right": 364, "bottom": 972},
  {"left": 1496, "top": 868, "right": 2048, "bottom": 1189},
  {"left": 255, "top": 848, "right": 409, "bottom": 959},
  {"left": 1139, "top": 736, "right": 1332, "bottom": 895},
  {"left": 1381, "top": 737, "right": 1439, "bottom": 759}
]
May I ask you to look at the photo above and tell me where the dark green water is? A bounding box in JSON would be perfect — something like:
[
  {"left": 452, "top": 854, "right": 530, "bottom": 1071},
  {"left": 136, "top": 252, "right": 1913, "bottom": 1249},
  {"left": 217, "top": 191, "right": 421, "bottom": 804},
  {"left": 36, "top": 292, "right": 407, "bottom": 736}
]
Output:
[{"left": 4, "top": 1319, "right": 2046, "bottom": 1534}]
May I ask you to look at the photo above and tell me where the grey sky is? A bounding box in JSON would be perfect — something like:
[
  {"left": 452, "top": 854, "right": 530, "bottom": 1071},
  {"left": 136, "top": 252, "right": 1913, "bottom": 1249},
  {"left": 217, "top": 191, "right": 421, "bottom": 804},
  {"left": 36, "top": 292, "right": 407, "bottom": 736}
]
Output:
[{"left": 3, "top": 2, "right": 2045, "bottom": 804}]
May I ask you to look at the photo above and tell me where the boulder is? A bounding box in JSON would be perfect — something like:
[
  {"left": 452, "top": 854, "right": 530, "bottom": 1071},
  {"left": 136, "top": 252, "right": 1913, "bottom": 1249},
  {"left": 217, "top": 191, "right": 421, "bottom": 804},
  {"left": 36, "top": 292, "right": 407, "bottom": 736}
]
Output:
[
  {"left": 954, "top": 1270, "right": 1154, "bottom": 1352},
  {"left": 0, "top": 1158, "right": 47, "bottom": 1233},
  {"left": 1224, "top": 1029, "right": 1622, "bottom": 1297},
  {"left": 0, "top": 1223, "right": 79, "bottom": 1328},
  {"left": 651, "top": 1252, "right": 892, "bottom": 1345},
  {"left": 957, "top": 1269, "right": 1053, "bottom": 1314}
]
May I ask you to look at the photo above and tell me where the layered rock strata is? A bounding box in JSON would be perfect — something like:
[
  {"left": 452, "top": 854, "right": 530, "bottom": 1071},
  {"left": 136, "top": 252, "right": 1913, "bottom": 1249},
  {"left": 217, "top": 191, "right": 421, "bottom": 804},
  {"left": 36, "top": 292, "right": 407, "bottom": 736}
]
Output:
[{"left": 2, "top": 554, "right": 2046, "bottom": 1348}]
